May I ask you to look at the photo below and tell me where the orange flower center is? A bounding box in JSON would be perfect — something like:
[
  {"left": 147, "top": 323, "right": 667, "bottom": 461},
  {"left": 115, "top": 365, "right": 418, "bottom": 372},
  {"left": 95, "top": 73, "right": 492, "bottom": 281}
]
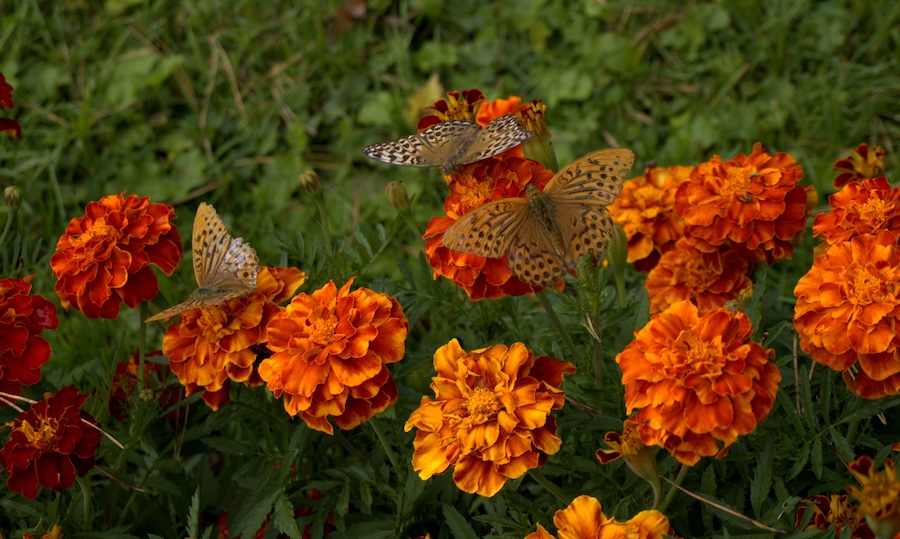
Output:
[
  {"left": 70, "top": 220, "right": 120, "bottom": 248},
  {"left": 721, "top": 166, "right": 756, "bottom": 202},
  {"left": 310, "top": 317, "right": 338, "bottom": 346},
  {"left": 458, "top": 180, "right": 495, "bottom": 210},
  {"left": 858, "top": 197, "right": 890, "bottom": 227},
  {"left": 844, "top": 266, "right": 896, "bottom": 305},
  {"left": 678, "top": 333, "right": 722, "bottom": 373},
  {"left": 17, "top": 417, "right": 61, "bottom": 451},
  {"left": 856, "top": 474, "right": 900, "bottom": 519},
  {"left": 465, "top": 387, "right": 500, "bottom": 424}
]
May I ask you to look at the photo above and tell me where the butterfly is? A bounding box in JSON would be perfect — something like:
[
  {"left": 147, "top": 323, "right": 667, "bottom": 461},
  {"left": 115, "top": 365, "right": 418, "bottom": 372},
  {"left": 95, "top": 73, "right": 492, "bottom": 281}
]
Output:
[
  {"left": 145, "top": 202, "right": 259, "bottom": 322},
  {"left": 360, "top": 113, "right": 534, "bottom": 176},
  {"left": 441, "top": 148, "right": 635, "bottom": 287}
]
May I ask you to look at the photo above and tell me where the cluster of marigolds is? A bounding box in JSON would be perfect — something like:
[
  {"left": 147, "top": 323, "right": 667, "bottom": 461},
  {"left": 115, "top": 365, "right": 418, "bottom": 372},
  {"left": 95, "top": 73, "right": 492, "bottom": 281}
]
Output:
[{"left": 2, "top": 71, "right": 900, "bottom": 538}]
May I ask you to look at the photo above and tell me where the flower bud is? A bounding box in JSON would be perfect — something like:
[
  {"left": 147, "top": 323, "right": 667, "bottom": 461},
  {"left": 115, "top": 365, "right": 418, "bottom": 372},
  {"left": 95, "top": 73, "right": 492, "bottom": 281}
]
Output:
[
  {"left": 385, "top": 181, "right": 411, "bottom": 213},
  {"left": 299, "top": 171, "right": 322, "bottom": 195},
  {"left": 4, "top": 185, "right": 20, "bottom": 210}
]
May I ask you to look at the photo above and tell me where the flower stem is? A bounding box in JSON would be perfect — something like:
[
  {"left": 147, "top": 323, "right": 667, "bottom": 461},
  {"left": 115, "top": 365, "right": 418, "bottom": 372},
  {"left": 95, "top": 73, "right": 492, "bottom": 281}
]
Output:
[
  {"left": 77, "top": 475, "right": 93, "bottom": 524},
  {"left": 138, "top": 303, "right": 147, "bottom": 393},
  {"left": 315, "top": 194, "right": 332, "bottom": 256},
  {"left": 535, "top": 289, "right": 580, "bottom": 363},
  {"left": 0, "top": 205, "right": 16, "bottom": 249},
  {"left": 369, "top": 416, "right": 400, "bottom": 469},
  {"left": 660, "top": 463, "right": 689, "bottom": 513},
  {"left": 529, "top": 468, "right": 570, "bottom": 505}
]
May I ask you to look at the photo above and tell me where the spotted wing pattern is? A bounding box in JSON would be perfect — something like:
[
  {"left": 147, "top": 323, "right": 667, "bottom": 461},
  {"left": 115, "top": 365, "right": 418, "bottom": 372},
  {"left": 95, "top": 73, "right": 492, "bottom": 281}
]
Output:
[{"left": 145, "top": 202, "right": 259, "bottom": 322}]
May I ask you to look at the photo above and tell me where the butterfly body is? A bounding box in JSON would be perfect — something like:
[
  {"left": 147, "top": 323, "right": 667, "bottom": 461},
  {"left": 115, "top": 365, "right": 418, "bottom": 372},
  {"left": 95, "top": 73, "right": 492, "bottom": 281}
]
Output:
[
  {"left": 145, "top": 203, "right": 259, "bottom": 322},
  {"left": 361, "top": 114, "right": 533, "bottom": 176},
  {"left": 442, "top": 148, "right": 635, "bottom": 287}
]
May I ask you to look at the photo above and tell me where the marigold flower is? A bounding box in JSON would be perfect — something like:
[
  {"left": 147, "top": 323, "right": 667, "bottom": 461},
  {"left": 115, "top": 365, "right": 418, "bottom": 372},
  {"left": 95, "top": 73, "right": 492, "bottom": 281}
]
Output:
[
  {"left": 674, "top": 142, "right": 809, "bottom": 265},
  {"left": 50, "top": 193, "right": 184, "bottom": 319},
  {"left": 813, "top": 177, "right": 900, "bottom": 246},
  {"left": 848, "top": 456, "right": 900, "bottom": 538},
  {"left": 0, "top": 71, "right": 21, "bottom": 139},
  {"left": 834, "top": 143, "right": 887, "bottom": 189},
  {"left": 610, "top": 165, "right": 692, "bottom": 271},
  {"left": 617, "top": 300, "right": 781, "bottom": 466},
  {"left": 404, "top": 339, "right": 574, "bottom": 497},
  {"left": 424, "top": 155, "right": 556, "bottom": 300},
  {"left": 795, "top": 494, "right": 875, "bottom": 538},
  {"left": 597, "top": 419, "right": 660, "bottom": 490},
  {"left": 476, "top": 95, "right": 523, "bottom": 125},
  {"left": 794, "top": 230, "right": 900, "bottom": 399},
  {"left": 163, "top": 266, "right": 306, "bottom": 410},
  {"left": 417, "top": 88, "right": 485, "bottom": 128},
  {"left": 262, "top": 278, "right": 408, "bottom": 434},
  {"left": 0, "top": 387, "right": 101, "bottom": 500},
  {"left": 517, "top": 101, "right": 555, "bottom": 171},
  {"left": 523, "top": 495, "right": 679, "bottom": 539},
  {"left": 109, "top": 350, "right": 185, "bottom": 422},
  {"left": 22, "top": 524, "right": 64, "bottom": 539},
  {"left": 644, "top": 238, "right": 753, "bottom": 315},
  {"left": 0, "top": 275, "right": 58, "bottom": 397}
]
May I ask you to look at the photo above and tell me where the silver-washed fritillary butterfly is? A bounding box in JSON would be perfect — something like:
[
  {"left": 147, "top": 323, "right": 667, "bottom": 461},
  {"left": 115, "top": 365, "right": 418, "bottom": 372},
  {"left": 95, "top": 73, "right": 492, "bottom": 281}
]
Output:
[
  {"left": 360, "top": 113, "right": 534, "bottom": 176},
  {"left": 145, "top": 202, "right": 259, "bottom": 322},
  {"left": 442, "top": 148, "right": 635, "bottom": 287}
]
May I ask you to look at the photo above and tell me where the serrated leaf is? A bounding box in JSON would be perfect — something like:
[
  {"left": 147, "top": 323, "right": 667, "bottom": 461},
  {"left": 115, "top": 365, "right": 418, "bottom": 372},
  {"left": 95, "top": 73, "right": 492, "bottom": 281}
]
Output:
[
  {"left": 443, "top": 503, "right": 478, "bottom": 539},
  {"left": 273, "top": 493, "right": 302, "bottom": 539},
  {"left": 231, "top": 488, "right": 281, "bottom": 539},
  {"left": 811, "top": 437, "right": 824, "bottom": 478},
  {"left": 786, "top": 443, "right": 811, "bottom": 481},
  {"left": 401, "top": 471, "right": 426, "bottom": 518},
  {"left": 750, "top": 437, "right": 774, "bottom": 517},
  {"left": 186, "top": 487, "right": 201, "bottom": 539}
]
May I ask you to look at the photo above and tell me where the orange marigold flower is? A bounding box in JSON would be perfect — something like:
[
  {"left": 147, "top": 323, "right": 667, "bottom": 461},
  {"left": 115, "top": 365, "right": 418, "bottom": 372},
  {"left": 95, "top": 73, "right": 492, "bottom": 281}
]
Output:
[
  {"left": 404, "top": 339, "right": 574, "bottom": 498},
  {"left": 476, "top": 95, "right": 523, "bottom": 125},
  {"left": 617, "top": 300, "right": 781, "bottom": 466},
  {"left": 848, "top": 456, "right": 900, "bottom": 539},
  {"left": 50, "top": 193, "right": 184, "bottom": 319},
  {"left": 610, "top": 165, "right": 692, "bottom": 271},
  {"left": 795, "top": 494, "right": 875, "bottom": 539},
  {"left": 424, "top": 155, "right": 556, "bottom": 300},
  {"left": 834, "top": 143, "right": 887, "bottom": 189},
  {"left": 262, "top": 278, "right": 408, "bottom": 434},
  {"left": 794, "top": 230, "right": 900, "bottom": 399},
  {"left": 0, "top": 275, "right": 58, "bottom": 397},
  {"left": 523, "top": 495, "right": 679, "bottom": 539},
  {"left": 417, "top": 88, "right": 485, "bottom": 129},
  {"left": 109, "top": 350, "right": 185, "bottom": 422},
  {"left": 813, "top": 177, "right": 900, "bottom": 246},
  {"left": 674, "top": 142, "right": 809, "bottom": 265},
  {"left": 597, "top": 419, "right": 660, "bottom": 494},
  {"left": 163, "top": 266, "right": 306, "bottom": 410},
  {"left": 0, "top": 387, "right": 101, "bottom": 500},
  {"left": 22, "top": 524, "right": 64, "bottom": 539},
  {"left": 644, "top": 238, "right": 753, "bottom": 315}
]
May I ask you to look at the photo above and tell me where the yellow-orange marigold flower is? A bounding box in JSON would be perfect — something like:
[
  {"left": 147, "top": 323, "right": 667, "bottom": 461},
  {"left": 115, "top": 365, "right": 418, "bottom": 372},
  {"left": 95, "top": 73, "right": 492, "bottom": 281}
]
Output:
[
  {"left": 795, "top": 494, "right": 875, "bottom": 539},
  {"left": 848, "top": 456, "right": 900, "bottom": 538},
  {"left": 417, "top": 88, "right": 485, "bottom": 128},
  {"left": 523, "top": 495, "right": 679, "bottom": 539},
  {"left": 813, "top": 177, "right": 900, "bottom": 246},
  {"left": 609, "top": 165, "right": 693, "bottom": 271},
  {"left": 262, "top": 278, "right": 408, "bottom": 434},
  {"left": 794, "top": 230, "right": 900, "bottom": 399},
  {"left": 617, "top": 300, "right": 781, "bottom": 466},
  {"left": 404, "top": 339, "right": 574, "bottom": 498},
  {"left": 674, "top": 142, "right": 809, "bottom": 265},
  {"left": 644, "top": 238, "right": 753, "bottom": 315},
  {"left": 50, "top": 193, "right": 184, "bottom": 319},
  {"left": 834, "top": 143, "right": 886, "bottom": 189},
  {"left": 425, "top": 155, "right": 557, "bottom": 300},
  {"left": 162, "top": 266, "right": 306, "bottom": 410}
]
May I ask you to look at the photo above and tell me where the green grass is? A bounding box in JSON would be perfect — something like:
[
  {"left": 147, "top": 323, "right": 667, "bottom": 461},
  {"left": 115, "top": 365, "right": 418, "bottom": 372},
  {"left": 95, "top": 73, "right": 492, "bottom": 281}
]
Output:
[{"left": 1, "top": 0, "right": 899, "bottom": 537}]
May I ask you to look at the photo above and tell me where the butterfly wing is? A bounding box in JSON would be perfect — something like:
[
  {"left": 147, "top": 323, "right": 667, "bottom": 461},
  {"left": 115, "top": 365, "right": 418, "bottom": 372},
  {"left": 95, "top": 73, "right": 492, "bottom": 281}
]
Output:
[
  {"left": 360, "top": 120, "right": 482, "bottom": 168},
  {"left": 506, "top": 211, "right": 570, "bottom": 287},
  {"left": 442, "top": 198, "right": 531, "bottom": 259},
  {"left": 459, "top": 114, "right": 534, "bottom": 165}
]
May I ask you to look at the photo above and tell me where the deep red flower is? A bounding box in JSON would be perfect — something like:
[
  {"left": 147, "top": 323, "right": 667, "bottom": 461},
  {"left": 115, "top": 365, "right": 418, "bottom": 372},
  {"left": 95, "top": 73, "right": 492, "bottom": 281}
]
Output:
[
  {"left": 50, "top": 193, "right": 184, "bottom": 319},
  {"left": 833, "top": 143, "right": 886, "bottom": 189},
  {"left": 0, "top": 71, "right": 21, "bottom": 138},
  {"left": 0, "top": 275, "right": 58, "bottom": 397},
  {"left": 109, "top": 350, "right": 185, "bottom": 422},
  {"left": 0, "top": 387, "right": 101, "bottom": 500},
  {"left": 417, "top": 89, "right": 485, "bottom": 129}
]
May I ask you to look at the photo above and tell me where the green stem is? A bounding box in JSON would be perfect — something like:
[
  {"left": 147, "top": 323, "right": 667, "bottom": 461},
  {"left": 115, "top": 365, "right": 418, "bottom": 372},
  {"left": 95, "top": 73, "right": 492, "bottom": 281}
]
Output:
[
  {"left": 400, "top": 209, "right": 421, "bottom": 240},
  {"left": 369, "top": 416, "right": 400, "bottom": 469},
  {"left": 614, "top": 267, "right": 627, "bottom": 309},
  {"left": 535, "top": 289, "right": 579, "bottom": 363},
  {"left": 316, "top": 194, "right": 331, "bottom": 256},
  {"left": 77, "top": 474, "right": 93, "bottom": 524},
  {"left": 529, "top": 469, "right": 569, "bottom": 505},
  {"left": 0, "top": 207, "right": 15, "bottom": 249},
  {"left": 660, "top": 464, "right": 689, "bottom": 513},
  {"left": 845, "top": 418, "right": 860, "bottom": 446},
  {"left": 138, "top": 303, "right": 147, "bottom": 394}
]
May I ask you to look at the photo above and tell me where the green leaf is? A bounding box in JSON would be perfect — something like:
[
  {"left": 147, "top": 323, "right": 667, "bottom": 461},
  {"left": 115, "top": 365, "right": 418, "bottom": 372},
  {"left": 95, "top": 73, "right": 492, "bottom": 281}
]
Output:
[
  {"left": 443, "top": 503, "right": 478, "bottom": 539},
  {"left": 750, "top": 437, "right": 774, "bottom": 517}
]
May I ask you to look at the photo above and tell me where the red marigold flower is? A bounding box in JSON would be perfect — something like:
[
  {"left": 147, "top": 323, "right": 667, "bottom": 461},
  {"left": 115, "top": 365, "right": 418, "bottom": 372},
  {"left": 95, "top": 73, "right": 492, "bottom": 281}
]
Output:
[
  {"left": 0, "top": 71, "right": 21, "bottom": 138},
  {"left": 417, "top": 88, "right": 485, "bottom": 129},
  {"left": 644, "top": 238, "right": 753, "bottom": 315},
  {"left": 0, "top": 275, "right": 58, "bottom": 397},
  {"left": 847, "top": 456, "right": 900, "bottom": 539},
  {"left": 109, "top": 350, "right": 185, "bottom": 422},
  {"left": 674, "top": 142, "right": 809, "bottom": 265},
  {"left": 0, "top": 387, "right": 101, "bottom": 500},
  {"left": 610, "top": 165, "right": 692, "bottom": 271},
  {"left": 163, "top": 266, "right": 306, "bottom": 410},
  {"left": 795, "top": 494, "right": 875, "bottom": 538},
  {"left": 523, "top": 495, "right": 680, "bottom": 539},
  {"left": 424, "top": 155, "right": 557, "bottom": 300},
  {"left": 617, "top": 300, "right": 781, "bottom": 466},
  {"left": 262, "top": 278, "right": 408, "bottom": 434},
  {"left": 404, "top": 339, "right": 574, "bottom": 498},
  {"left": 834, "top": 143, "right": 887, "bottom": 189},
  {"left": 794, "top": 230, "right": 900, "bottom": 399},
  {"left": 813, "top": 177, "right": 900, "bottom": 246},
  {"left": 50, "top": 193, "right": 184, "bottom": 319}
]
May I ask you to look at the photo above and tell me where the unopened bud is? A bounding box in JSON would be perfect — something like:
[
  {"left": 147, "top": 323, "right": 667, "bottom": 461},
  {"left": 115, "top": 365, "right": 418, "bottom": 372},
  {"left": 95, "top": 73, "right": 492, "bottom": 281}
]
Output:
[
  {"left": 4, "top": 186, "right": 20, "bottom": 210},
  {"left": 385, "top": 181, "right": 411, "bottom": 213},
  {"left": 299, "top": 171, "right": 322, "bottom": 195}
]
